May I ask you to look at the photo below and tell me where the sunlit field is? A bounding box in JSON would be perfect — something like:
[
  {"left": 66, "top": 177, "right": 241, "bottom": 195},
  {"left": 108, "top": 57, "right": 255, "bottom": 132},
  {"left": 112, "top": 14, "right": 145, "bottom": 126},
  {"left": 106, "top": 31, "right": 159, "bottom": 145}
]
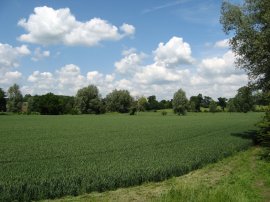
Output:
[{"left": 0, "top": 112, "right": 262, "bottom": 201}]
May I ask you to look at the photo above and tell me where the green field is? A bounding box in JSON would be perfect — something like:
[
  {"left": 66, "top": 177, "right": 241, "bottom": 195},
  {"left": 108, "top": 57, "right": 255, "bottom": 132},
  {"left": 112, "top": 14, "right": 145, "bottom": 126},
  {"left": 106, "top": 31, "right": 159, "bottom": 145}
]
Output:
[{"left": 0, "top": 112, "right": 262, "bottom": 201}]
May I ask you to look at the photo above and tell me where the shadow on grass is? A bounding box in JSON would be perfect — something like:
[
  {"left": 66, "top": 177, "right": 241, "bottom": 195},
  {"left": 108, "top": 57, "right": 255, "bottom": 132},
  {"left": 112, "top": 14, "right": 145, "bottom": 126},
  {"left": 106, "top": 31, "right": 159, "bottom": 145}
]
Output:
[
  {"left": 232, "top": 130, "right": 270, "bottom": 162},
  {"left": 231, "top": 130, "right": 258, "bottom": 143}
]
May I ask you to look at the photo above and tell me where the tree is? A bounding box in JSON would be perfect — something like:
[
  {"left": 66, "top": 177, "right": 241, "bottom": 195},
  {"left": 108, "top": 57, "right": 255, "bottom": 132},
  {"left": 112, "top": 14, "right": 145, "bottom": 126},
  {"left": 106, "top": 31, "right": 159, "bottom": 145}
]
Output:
[
  {"left": 221, "top": 0, "right": 270, "bottom": 148},
  {"left": 75, "top": 85, "right": 104, "bottom": 114},
  {"left": 7, "top": 84, "right": 23, "bottom": 113},
  {"left": 217, "top": 97, "right": 227, "bottom": 111},
  {"left": 221, "top": 0, "right": 270, "bottom": 91},
  {"left": 172, "top": 89, "right": 188, "bottom": 115},
  {"left": 234, "top": 86, "right": 254, "bottom": 112},
  {"left": 137, "top": 96, "right": 148, "bottom": 112},
  {"left": 39, "top": 93, "right": 62, "bottom": 115},
  {"left": 159, "top": 99, "right": 172, "bottom": 109},
  {"left": 227, "top": 99, "right": 237, "bottom": 112},
  {"left": 146, "top": 95, "right": 159, "bottom": 111},
  {"left": 0, "top": 88, "right": 7, "bottom": 112},
  {"left": 105, "top": 89, "right": 133, "bottom": 113},
  {"left": 201, "top": 96, "right": 213, "bottom": 108},
  {"left": 189, "top": 101, "right": 196, "bottom": 112},
  {"left": 209, "top": 100, "right": 217, "bottom": 113},
  {"left": 190, "top": 94, "right": 203, "bottom": 112}
]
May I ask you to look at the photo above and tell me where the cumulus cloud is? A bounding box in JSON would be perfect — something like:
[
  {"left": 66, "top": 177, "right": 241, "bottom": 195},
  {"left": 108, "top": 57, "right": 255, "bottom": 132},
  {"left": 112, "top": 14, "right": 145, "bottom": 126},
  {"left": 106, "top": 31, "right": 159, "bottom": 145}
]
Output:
[
  {"left": 114, "top": 51, "right": 145, "bottom": 75},
  {"left": 18, "top": 6, "right": 135, "bottom": 46},
  {"left": 31, "top": 48, "right": 50, "bottom": 61},
  {"left": 0, "top": 43, "right": 29, "bottom": 87},
  {"left": 0, "top": 43, "right": 30, "bottom": 72},
  {"left": 198, "top": 50, "right": 243, "bottom": 76},
  {"left": 134, "top": 63, "right": 190, "bottom": 85},
  {"left": 27, "top": 71, "right": 55, "bottom": 94},
  {"left": 154, "top": 36, "right": 194, "bottom": 68},
  {"left": 21, "top": 36, "right": 248, "bottom": 100},
  {"left": 214, "top": 39, "right": 229, "bottom": 48},
  {"left": 0, "top": 71, "right": 22, "bottom": 84}
]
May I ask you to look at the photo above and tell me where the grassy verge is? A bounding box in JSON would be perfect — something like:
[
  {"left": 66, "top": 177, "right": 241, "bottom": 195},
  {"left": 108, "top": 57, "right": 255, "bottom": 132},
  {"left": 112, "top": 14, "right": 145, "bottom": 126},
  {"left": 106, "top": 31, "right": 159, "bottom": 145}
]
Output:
[{"left": 45, "top": 147, "right": 270, "bottom": 202}]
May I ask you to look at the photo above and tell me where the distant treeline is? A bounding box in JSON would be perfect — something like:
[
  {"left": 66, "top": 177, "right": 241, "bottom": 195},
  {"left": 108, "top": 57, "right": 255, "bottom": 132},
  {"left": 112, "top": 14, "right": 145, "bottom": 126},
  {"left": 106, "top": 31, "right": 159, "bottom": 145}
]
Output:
[{"left": 0, "top": 84, "right": 269, "bottom": 115}]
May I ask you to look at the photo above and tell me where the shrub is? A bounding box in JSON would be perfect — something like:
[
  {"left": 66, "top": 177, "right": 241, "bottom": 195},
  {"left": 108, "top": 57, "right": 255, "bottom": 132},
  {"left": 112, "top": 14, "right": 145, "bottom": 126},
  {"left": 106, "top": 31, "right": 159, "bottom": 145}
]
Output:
[
  {"left": 130, "top": 106, "right": 137, "bottom": 115},
  {"left": 256, "top": 107, "right": 270, "bottom": 148},
  {"left": 161, "top": 111, "right": 167, "bottom": 116}
]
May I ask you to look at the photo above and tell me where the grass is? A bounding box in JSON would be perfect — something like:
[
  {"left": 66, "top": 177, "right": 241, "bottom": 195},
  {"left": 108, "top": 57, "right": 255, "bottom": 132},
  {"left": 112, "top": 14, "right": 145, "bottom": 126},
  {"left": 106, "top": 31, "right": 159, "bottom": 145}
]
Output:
[
  {"left": 45, "top": 147, "right": 270, "bottom": 202},
  {"left": 0, "top": 112, "right": 262, "bottom": 201}
]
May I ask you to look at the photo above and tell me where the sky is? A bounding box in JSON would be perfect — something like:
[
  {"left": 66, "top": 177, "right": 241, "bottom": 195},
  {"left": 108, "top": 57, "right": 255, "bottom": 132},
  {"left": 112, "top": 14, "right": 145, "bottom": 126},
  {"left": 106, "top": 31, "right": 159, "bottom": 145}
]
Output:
[{"left": 0, "top": 0, "right": 246, "bottom": 100}]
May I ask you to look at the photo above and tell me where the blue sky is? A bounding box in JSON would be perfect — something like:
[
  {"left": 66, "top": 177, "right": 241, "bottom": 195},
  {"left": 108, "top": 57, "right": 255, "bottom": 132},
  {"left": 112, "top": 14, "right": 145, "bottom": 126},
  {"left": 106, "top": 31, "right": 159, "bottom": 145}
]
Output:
[{"left": 0, "top": 0, "right": 246, "bottom": 100}]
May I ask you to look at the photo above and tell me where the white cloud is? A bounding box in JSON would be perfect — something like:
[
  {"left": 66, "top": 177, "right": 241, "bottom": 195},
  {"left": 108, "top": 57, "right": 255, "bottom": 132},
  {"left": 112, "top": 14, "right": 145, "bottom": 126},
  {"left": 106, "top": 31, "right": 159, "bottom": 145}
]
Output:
[
  {"left": 154, "top": 36, "right": 194, "bottom": 68},
  {"left": 87, "top": 71, "right": 104, "bottom": 84},
  {"left": 20, "top": 36, "right": 248, "bottom": 100},
  {"left": 18, "top": 6, "right": 135, "bottom": 46},
  {"left": 214, "top": 39, "right": 229, "bottom": 48},
  {"left": 198, "top": 50, "right": 242, "bottom": 76},
  {"left": 0, "top": 43, "right": 30, "bottom": 72},
  {"left": 0, "top": 71, "right": 22, "bottom": 84},
  {"left": 31, "top": 48, "right": 50, "bottom": 61},
  {"left": 120, "top": 23, "right": 135, "bottom": 36},
  {"left": 56, "top": 64, "right": 86, "bottom": 94},
  {"left": 27, "top": 71, "right": 55, "bottom": 94},
  {"left": 134, "top": 62, "right": 190, "bottom": 85},
  {"left": 115, "top": 51, "right": 145, "bottom": 74}
]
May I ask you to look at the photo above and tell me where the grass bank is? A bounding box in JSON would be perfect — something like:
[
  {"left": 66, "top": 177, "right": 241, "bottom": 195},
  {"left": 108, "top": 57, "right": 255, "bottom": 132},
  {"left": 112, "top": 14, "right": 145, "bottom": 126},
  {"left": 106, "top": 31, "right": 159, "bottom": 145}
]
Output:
[{"left": 46, "top": 147, "right": 270, "bottom": 202}]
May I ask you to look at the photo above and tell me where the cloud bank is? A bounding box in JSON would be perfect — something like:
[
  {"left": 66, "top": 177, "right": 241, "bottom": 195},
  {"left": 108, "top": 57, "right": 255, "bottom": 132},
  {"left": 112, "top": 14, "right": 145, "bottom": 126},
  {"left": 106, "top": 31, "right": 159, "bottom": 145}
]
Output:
[
  {"left": 20, "top": 37, "right": 248, "bottom": 99},
  {"left": 18, "top": 6, "right": 135, "bottom": 46}
]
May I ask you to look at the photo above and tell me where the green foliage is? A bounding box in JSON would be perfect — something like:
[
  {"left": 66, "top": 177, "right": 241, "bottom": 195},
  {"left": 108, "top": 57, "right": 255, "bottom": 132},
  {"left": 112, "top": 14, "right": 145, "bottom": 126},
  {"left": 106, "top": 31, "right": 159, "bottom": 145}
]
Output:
[
  {"left": 137, "top": 96, "right": 148, "bottom": 112},
  {"left": 6, "top": 83, "right": 23, "bottom": 113},
  {"left": 129, "top": 106, "right": 137, "bottom": 115},
  {"left": 256, "top": 107, "right": 270, "bottom": 147},
  {"left": 159, "top": 99, "right": 172, "bottom": 109},
  {"left": 105, "top": 89, "right": 133, "bottom": 113},
  {"left": 221, "top": 0, "right": 270, "bottom": 91},
  {"left": 75, "top": 85, "right": 104, "bottom": 114},
  {"left": 227, "top": 99, "right": 237, "bottom": 112},
  {"left": 0, "top": 113, "right": 261, "bottom": 201},
  {"left": 0, "top": 88, "right": 6, "bottom": 112},
  {"left": 209, "top": 100, "right": 217, "bottom": 113},
  {"left": 161, "top": 111, "right": 167, "bottom": 116},
  {"left": 189, "top": 94, "right": 203, "bottom": 112},
  {"left": 230, "top": 86, "right": 254, "bottom": 112},
  {"left": 173, "top": 89, "right": 188, "bottom": 115},
  {"left": 201, "top": 96, "right": 213, "bottom": 108},
  {"left": 217, "top": 97, "right": 227, "bottom": 111},
  {"left": 146, "top": 95, "right": 160, "bottom": 111}
]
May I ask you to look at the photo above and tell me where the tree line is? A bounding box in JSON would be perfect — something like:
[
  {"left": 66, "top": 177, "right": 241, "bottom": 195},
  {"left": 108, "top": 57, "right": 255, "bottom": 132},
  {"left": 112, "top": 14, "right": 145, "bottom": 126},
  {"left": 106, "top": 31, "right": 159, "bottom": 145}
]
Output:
[{"left": 0, "top": 83, "right": 268, "bottom": 115}]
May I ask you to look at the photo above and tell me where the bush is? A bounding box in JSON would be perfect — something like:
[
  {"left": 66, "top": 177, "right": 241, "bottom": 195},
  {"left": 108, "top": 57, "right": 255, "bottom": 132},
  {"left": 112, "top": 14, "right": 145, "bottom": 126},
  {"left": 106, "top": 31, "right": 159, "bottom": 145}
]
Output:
[
  {"left": 129, "top": 106, "right": 136, "bottom": 115},
  {"left": 161, "top": 111, "right": 167, "bottom": 116},
  {"left": 256, "top": 107, "right": 270, "bottom": 147}
]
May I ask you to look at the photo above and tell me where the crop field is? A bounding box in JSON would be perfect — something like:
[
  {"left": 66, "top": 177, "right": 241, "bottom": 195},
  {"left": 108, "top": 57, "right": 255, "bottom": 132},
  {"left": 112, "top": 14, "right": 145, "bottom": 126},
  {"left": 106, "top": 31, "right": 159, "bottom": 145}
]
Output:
[{"left": 0, "top": 112, "right": 262, "bottom": 201}]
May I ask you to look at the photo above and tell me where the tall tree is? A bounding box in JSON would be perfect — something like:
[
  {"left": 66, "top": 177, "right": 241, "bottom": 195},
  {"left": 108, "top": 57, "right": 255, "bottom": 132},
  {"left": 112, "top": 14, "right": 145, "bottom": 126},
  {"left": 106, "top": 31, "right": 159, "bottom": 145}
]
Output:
[
  {"left": 75, "top": 85, "right": 104, "bottom": 114},
  {"left": 0, "top": 88, "right": 7, "bottom": 112},
  {"left": 190, "top": 94, "right": 203, "bottom": 112},
  {"left": 146, "top": 95, "right": 159, "bottom": 111},
  {"left": 7, "top": 84, "right": 23, "bottom": 113},
  {"left": 105, "top": 89, "right": 133, "bottom": 113},
  {"left": 234, "top": 86, "right": 254, "bottom": 112},
  {"left": 201, "top": 96, "right": 213, "bottom": 108},
  {"left": 172, "top": 89, "right": 188, "bottom": 115},
  {"left": 217, "top": 97, "right": 227, "bottom": 111},
  {"left": 209, "top": 100, "right": 217, "bottom": 113},
  {"left": 137, "top": 96, "right": 148, "bottom": 112},
  {"left": 221, "top": 0, "right": 270, "bottom": 91},
  {"left": 221, "top": 0, "right": 270, "bottom": 147}
]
